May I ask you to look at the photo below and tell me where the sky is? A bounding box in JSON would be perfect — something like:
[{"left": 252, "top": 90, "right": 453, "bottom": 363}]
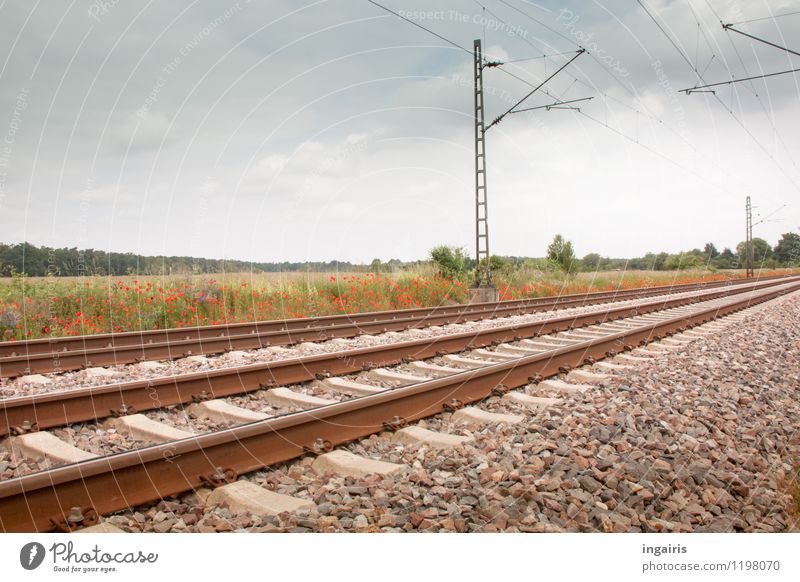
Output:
[{"left": 0, "top": 0, "right": 798, "bottom": 264}]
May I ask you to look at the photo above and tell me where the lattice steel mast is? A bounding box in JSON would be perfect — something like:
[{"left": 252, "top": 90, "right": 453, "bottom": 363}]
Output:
[{"left": 473, "top": 39, "right": 492, "bottom": 288}]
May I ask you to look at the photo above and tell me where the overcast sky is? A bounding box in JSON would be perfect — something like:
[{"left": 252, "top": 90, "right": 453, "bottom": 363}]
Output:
[{"left": 0, "top": 0, "right": 798, "bottom": 264}]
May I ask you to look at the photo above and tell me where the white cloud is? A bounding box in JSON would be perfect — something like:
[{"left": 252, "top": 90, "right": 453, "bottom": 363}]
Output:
[
  {"left": 112, "top": 111, "right": 171, "bottom": 153},
  {"left": 0, "top": 0, "right": 797, "bottom": 261}
]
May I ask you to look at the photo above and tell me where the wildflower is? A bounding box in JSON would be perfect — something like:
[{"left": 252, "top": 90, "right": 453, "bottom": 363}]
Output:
[{"left": 0, "top": 308, "right": 22, "bottom": 329}]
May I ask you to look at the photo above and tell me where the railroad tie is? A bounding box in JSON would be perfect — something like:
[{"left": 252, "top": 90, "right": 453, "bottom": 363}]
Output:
[
  {"left": 678, "top": 330, "right": 713, "bottom": 338},
  {"left": 16, "top": 374, "right": 53, "bottom": 386},
  {"left": 535, "top": 379, "right": 593, "bottom": 394},
  {"left": 550, "top": 334, "right": 586, "bottom": 342},
  {"left": 659, "top": 338, "right": 690, "bottom": 346},
  {"left": 566, "top": 369, "right": 609, "bottom": 385},
  {"left": 138, "top": 361, "right": 166, "bottom": 371},
  {"left": 519, "top": 339, "right": 566, "bottom": 350},
  {"left": 633, "top": 348, "right": 669, "bottom": 357},
  {"left": 205, "top": 480, "right": 315, "bottom": 516},
  {"left": 311, "top": 449, "right": 404, "bottom": 479},
  {"left": 635, "top": 315, "right": 670, "bottom": 322},
  {"left": 262, "top": 387, "right": 338, "bottom": 408},
  {"left": 596, "top": 324, "right": 635, "bottom": 332},
  {"left": 645, "top": 343, "right": 682, "bottom": 351},
  {"left": 404, "top": 360, "right": 462, "bottom": 378},
  {"left": 593, "top": 361, "right": 633, "bottom": 371},
  {"left": 3, "top": 431, "right": 98, "bottom": 466},
  {"left": 614, "top": 353, "right": 652, "bottom": 363},
  {"left": 84, "top": 367, "right": 118, "bottom": 379},
  {"left": 442, "top": 354, "right": 489, "bottom": 369},
  {"left": 75, "top": 523, "right": 126, "bottom": 533},
  {"left": 451, "top": 407, "right": 524, "bottom": 426},
  {"left": 568, "top": 329, "right": 607, "bottom": 336},
  {"left": 186, "top": 399, "right": 269, "bottom": 424},
  {"left": 107, "top": 414, "right": 194, "bottom": 443},
  {"left": 502, "top": 392, "right": 561, "bottom": 410},
  {"left": 367, "top": 368, "right": 430, "bottom": 386},
  {"left": 495, "top": 344, "right": 542, "bottom": 355},
  {"left": 319, "top": 377, "right": 384, "bottom": 396},
  {"left": 392, "top": 425, "right": 473, "bottom": 449},
  {"left": 469, "top": 349, "right": 518, "bottom": 362}
]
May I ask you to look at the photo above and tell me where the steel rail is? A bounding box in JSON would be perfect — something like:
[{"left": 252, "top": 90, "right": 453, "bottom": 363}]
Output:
[
  {"left": 1, "top": 274, "right": 786, "bottom": 359},
  {"left": 0, "top": 281, "right": 724, "bottom": 378},
  {"left": 0, "top": 275, "right": 793, "bottom": 378},
  {"left": 1, "top": 278, "right": 796, "bottom": 532},
  {"left": 1, "top": 275, "right": 776, "bottom": 358},
  {"left": 0, "top": 277, "right": 791, "bottom": 437}
]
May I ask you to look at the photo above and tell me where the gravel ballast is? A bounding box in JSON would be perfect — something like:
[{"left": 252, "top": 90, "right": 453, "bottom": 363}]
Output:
[{"left": 98, "top": 291, "right": 800, "bottom": 533}]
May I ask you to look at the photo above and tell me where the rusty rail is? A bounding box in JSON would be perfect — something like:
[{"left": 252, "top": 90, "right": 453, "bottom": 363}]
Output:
[
  {"left": 0, "top": 275, "right": 796, "bottom": 532},
  {"left": 0, "top": 276, "right": 790, "bottom": 437},
  {"left": 1, "top": 274, "right": 791, "bottom": 378}
]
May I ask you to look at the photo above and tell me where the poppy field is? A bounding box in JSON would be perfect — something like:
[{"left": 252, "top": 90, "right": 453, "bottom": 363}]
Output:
[{"left": 0, "top": 269, "right": 793, "bottom": 342}]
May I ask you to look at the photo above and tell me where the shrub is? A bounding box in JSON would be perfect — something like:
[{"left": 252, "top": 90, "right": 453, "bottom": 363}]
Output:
[{"left": 429, "top": 245, "right": 467, "bottom": 279}]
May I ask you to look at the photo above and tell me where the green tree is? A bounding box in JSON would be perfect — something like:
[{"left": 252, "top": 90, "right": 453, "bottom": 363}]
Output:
[
  {"left": 665, "top": 252, "right": 705, "bottom": 270},
  {"left": 773, "top": 232, "right": 800, "bottom": 266},
  {"left": 429, "top": 245, "right": 467, "bottom": 278},
  {"left": 714, "top": 247, "right": 736, "bottom": 269},
  {"left": 736, "top": 238, "right": 772, "bottom": 266},
  {"left": 488, "top": 255, "right": 508, "bottom": 274},
  {"left": 703, "top": 242, "right": 719, "bottom": 260},
  {"left": 546, "top": 234, "right": 576, "bottom": 273},
  {"left": 653, "top": 252, "right": 669, "bottom": 270},
  {"left": 581, "top": 253, "right": 601, "bottom": 271}
]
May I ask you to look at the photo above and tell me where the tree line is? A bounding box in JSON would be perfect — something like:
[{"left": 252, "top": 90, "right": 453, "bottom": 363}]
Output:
[
  {"left": 0, "top": 243, "right": 360, "bottom": 277},
  {"left": 574, "top": 233, "right": 800, "bottom": 272},
  {"left": 2, "top": 232, "right": 798, "bottom": 278},
  {"left": 427, "top": 232, "right": 800, "bottom": 278}
]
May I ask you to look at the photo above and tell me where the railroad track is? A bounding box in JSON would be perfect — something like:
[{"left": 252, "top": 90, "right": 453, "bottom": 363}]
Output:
[
  {"left": 0, "top": 275, "right": 794, "bottom": 436},
  {"left": 0, "top": 276, "right": 797, "bottom": 532},
  {"left": 0, "top": 274, "right": 790, "bottom": 378}
]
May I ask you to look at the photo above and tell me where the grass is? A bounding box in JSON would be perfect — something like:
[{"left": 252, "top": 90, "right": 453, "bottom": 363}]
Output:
[{"left": 0, "top": 267, "right": 795, "bottom": 342}]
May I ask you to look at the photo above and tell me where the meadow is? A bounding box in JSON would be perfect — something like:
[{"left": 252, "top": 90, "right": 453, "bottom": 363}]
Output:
[{"left": 0, "top": 268, "right": 793, "bottom": 342}]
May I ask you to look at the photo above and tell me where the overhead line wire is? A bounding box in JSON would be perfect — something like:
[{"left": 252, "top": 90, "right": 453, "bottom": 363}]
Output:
[
  {"left": 689, "top": 1, "right": 794, "bottom": 169},
  {"left": 364, "top": 0, "right": 473, "bottom": 54},
  {"left": 362, "top": 0, "right": 746, "bottom": 198},
  {"left": 478, "top": 3, "right": 735, "bottom": 195},
  {"left": 728, "top": 10, "right": 800, "bottom": 26},
  {"left": 637, "top": 0, "right": 800, "bottom": 193}
]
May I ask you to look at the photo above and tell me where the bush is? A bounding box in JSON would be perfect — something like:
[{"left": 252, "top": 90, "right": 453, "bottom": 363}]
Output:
[
  {"left": 664, "top": 252, "right": 705, "bottom": 270},
  {"left": 547, "top": 234, "right": 577, "bottom": 274},
  {"left": 429, "top": 245, "right": 467, "bottom": 279}
]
